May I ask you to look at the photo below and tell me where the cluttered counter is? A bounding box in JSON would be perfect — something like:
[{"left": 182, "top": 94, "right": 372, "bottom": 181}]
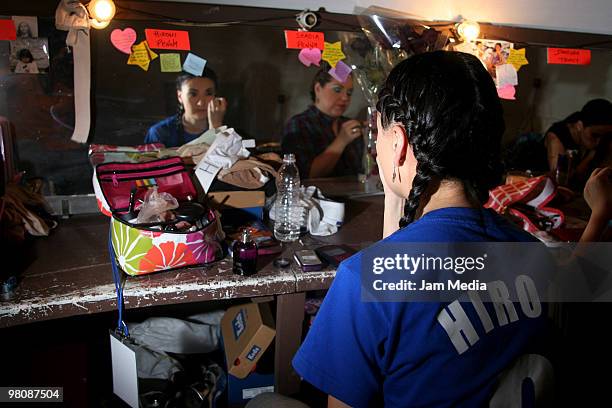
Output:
[
  {"left": 0, "top": 176, "right": 383, "bottom": 328},
  {"left": 0, "top": 176, "right": 384, "bottom": 394}
]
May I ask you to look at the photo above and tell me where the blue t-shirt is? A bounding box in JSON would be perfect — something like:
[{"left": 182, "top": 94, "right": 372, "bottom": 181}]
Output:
[
  {"left": 293, "top": 207, "right": 555, "bottom": 407},
  {"left": 144, "top": 116, "right": 204, "bottom": 147}
]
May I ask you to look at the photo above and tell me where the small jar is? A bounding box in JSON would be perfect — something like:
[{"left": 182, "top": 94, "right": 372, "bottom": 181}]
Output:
[{"left": 233, "top": 229, "right": 258, "bottom": 276}]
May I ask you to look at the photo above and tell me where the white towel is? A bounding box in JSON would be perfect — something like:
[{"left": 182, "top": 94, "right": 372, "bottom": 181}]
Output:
[
  {"left": 269, "top": 186, "right": 345, "bottom": 237},
  {"left": 55, "top": 0, "right": 91, "bottom": 144}
]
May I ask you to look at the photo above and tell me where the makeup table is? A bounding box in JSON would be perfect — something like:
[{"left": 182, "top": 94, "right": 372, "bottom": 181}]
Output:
[{"left": 0, "top": 176, "right": 385, "bottom": 395}]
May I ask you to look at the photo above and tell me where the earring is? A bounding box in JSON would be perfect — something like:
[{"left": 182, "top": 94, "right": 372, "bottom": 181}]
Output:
[{"left": 392, "top": 141, "right": 398, "bottom": 182}]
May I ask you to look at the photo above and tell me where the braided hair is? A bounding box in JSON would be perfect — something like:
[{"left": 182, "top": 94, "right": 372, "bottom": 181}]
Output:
[
  {"left": 376, "top": 51, "right": 505, "bottom": 228},
  {"left": 174, "top": 67, "right": 219, "bottom": 139}
]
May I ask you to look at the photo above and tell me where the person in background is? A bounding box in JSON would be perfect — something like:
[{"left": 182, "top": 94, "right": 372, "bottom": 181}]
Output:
[
  {"left": 281, "top": 64, "right": 364, "bottom": 178},
  {"left": 145, "top": 68, "right": 227, "bottom": 147},
  {"left": 14, "top": 49, "right": 38, "bottom": 74},
  {"left": 545, "top": 98, "right": 612, "bottom": 180},
  {"left": 580, "top": 166, "right": 612, "bottom": 242},
  {"left": 292, "top": 51, "right": 558, "bottom": 407}
]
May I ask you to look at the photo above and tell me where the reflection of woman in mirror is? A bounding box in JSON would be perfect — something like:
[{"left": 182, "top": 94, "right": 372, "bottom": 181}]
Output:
[
  {"left": 17, "top": 22, "right": 34, "bottom": 38},
  {"left": 144, "top": 68, "right": 227, "bottom": 147},
  {"left": 14, "top": 49, "right": 39, "bottom": 74},
  {"left": 281, "top": 64, "right": 364, "bottom": 178}
]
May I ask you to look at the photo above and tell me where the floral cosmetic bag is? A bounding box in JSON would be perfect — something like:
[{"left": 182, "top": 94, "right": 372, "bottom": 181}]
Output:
[{"left": 94, "top": 156, "right": 224, "bottom": 275}]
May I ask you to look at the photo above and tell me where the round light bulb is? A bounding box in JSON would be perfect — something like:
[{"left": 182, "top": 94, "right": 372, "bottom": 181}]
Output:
[
  {"left": 90, "top": 18, "right": 110, "bottom": 29},
  {"left": 458, "top": 21, "right": 480, "bottom": 42},
  {"left": 88, "top": 0, "right": 116, "bottom": 23}
]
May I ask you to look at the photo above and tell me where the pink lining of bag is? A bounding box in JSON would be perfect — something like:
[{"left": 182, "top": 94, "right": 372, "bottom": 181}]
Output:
[{"left": 95, "top": 157, "right": 195, "bottom": 215}]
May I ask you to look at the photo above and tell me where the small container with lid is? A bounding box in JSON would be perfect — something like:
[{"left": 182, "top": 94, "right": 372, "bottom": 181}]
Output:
[{"left": 233, "top": 229, "right": 258, "bottom": 276}]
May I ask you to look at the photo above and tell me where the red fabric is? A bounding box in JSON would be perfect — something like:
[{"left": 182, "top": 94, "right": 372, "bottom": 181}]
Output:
[{"left": 485, "top": 176, "right": 564, "bottom": 233}]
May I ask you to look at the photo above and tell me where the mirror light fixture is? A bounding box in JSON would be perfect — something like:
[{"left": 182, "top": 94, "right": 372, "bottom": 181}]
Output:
[
  {"left": 87, "top": 0, "right": 116, "bottom": 29},
  {"left": 456, "top": 20, "right": 480, "bottom": 42},
  {"left": 296, "top": 9, "right": 319, "bottom": 31}
]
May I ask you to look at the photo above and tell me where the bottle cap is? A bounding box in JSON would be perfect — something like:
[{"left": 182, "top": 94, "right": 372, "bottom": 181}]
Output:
[
  {"left": 282, "top": 153, "right": 296, "bottom": 163},
  {"left": 241, "top": 229, "right": 251, "bottom": 243}
]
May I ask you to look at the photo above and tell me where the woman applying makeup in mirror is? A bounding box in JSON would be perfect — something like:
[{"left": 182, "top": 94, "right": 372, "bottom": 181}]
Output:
[
  {"left": 281, "top": 64, "right": 364, "bottom": 178},
  {"left": 145, "top": 67, "right": 227, "bottom": 147}
]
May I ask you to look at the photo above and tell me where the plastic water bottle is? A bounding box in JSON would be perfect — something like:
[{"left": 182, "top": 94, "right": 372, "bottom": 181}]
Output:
[{"left": 274, "top": 154, "right": 301, "bottom": 242}]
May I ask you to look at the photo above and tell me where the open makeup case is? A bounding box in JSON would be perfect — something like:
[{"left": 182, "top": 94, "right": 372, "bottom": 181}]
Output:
[{"left": 92, "top": 152, "right": 224, "bottom": 276}]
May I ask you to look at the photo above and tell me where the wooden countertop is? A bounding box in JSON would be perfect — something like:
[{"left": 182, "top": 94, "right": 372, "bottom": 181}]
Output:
[
  {"left": 0, "top": 180, "right": 385, "bottom": 328},
  {"left": 0, "top": 215, "right": 298, "bottom": 328}
]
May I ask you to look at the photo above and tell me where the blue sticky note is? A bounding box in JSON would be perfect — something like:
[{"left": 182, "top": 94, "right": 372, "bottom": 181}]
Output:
[{"left": 183, "top": 52, "right": 207, "bottom": 76}]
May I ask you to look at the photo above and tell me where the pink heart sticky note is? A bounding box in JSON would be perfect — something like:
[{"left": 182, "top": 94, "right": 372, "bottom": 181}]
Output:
[
  {"left": 298, "top": 48, "right": 321, "bottom": 67},
  {"left": 111, "top": 28, "right": 137, "bottom": 55},
  {"left": 497, "top": 84, "right": 516, "bottom": 100}
]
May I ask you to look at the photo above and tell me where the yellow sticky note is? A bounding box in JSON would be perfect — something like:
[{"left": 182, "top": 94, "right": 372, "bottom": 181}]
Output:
[
  {"left": 160, "top": 53, "right": 181, "bottom": 72},
  {"left": 144, "top": 41, "right": 158, "bottom": 61},
  {"left": 507, "top": 48, "right": 528, "bottom": 71},
  {"left": 322, "top": 41, "right": 345, "bottom": 68},
  {"left": 128, "top": 40, "right": 154, "bottom": 71}
]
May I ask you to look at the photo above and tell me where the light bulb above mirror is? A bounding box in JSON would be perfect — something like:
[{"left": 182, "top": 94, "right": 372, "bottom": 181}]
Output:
[
  {"left": 87, "top": 0, "right": 116, "bottom": 29},
  {"left": 90, "top": 18, "right": 110, "bottom": 29},
  {"left": 456, "top": 20, "right": 480, "bottom": 42}
]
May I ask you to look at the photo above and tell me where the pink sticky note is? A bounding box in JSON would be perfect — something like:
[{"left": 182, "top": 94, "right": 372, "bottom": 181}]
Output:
[
  {"left": 497, "top": 84, "right": 516, "bottom": 100},
  {"left": 328, "top": 60, "right": 352, "bottom": 83},
  {"left": 298, "top": 48, "right": 321, "bottom": 67},
  {"left": 110, "top": 28, "right": 137, "bottom": 54},
  {"left": 0, "top": 20, "right": 16, "bottom": 40}
]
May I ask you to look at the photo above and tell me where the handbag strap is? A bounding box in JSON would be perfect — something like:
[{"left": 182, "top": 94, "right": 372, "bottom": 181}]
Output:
[{"left": 108, "top": 229, "right": 129, "bottom": 337}]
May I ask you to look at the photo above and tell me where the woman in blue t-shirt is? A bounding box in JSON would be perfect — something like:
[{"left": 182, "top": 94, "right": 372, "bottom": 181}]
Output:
[
  {"left": 144, "top": 67, "right": 227, "bottom": 147},
  {"left": 291, "top": 51, "right": 612, "bottom": 408}
]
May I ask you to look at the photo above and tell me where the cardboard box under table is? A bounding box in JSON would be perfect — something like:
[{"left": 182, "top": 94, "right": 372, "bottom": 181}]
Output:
[{"left": 221, "top": 302, "right": 276, "bottom": 406}]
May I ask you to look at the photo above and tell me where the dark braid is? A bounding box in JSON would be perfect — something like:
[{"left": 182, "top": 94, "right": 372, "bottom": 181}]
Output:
[
  {"left": 377, "top": 51, "right": 505, "bottom": 229},
  {"left": 400, "top": 163, "right": 430, "bottom": 227}
]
